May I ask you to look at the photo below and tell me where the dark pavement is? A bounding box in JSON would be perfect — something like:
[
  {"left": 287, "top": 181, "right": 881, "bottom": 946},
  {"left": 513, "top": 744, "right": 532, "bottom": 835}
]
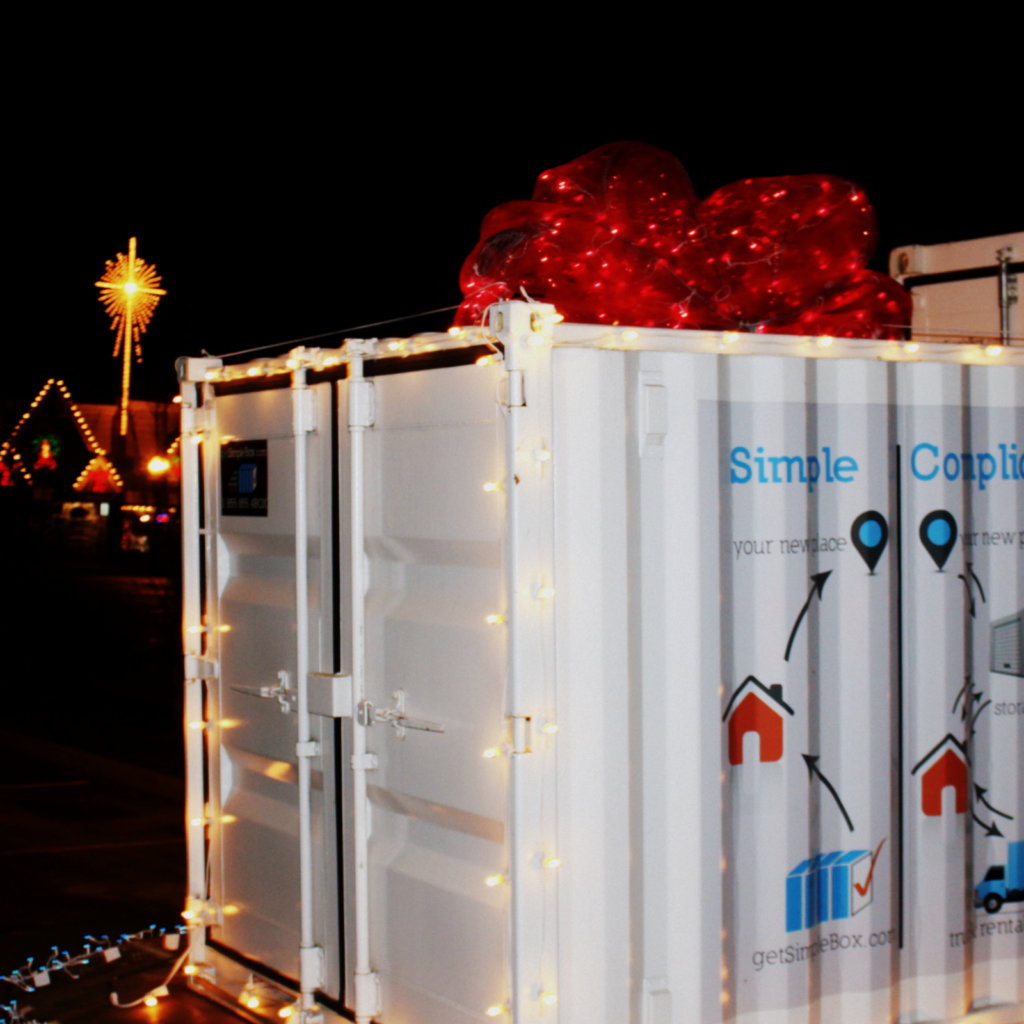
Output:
[{"left": 0, "top": 510, "right": 253, "bottom": 1021}]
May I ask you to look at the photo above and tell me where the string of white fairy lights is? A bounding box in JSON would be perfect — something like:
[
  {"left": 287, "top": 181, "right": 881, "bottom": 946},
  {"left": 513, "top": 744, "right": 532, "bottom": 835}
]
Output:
[{"left": 1, "top": 925, "right": 187, "bottom": 1023}]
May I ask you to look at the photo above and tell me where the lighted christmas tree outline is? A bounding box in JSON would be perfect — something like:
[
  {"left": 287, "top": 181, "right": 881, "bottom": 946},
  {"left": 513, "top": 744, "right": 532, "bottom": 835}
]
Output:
[{"left": 95, "top": 237, "right": 166, "bottom": 435}]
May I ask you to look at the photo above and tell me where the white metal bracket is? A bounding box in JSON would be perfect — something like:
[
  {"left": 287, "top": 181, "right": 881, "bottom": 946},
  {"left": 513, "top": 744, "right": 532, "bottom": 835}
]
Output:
[
  {"left": 489, "top": 299, "right": 557, "bottom": 351},
  {"left": 184, "top": 655, "right": 218, "bottom": 681},
  {"left": 183, "top": 896, "right": 219, "bottom": 927},
  {"left": 175, "top": 355, "right": 223, "bottom": 385},
  {"left": 350, "top": 753, "right": 379, "bottom": 771},
  {"left": 299, "top": 945, "right": 324, "bottom": 990},
  {"left": 308, "top": 673, "right": 353, "bottom": 718},
  {"left": 357, "top": 690, "right": 445, "bottom": 738},
  {"left": 296, "top": 740, "right": 321, "bottom": 759},
  {"left": 353, "top": 971, "right": 381, "bottom": 1019},
  {"left": 348, "top": 378, "right": 376, "bottom": 428},
  {"left": 293, "top": 388, "right": 316, "bottom": 435},
  {"left": 510, "top": 714, "right": 532, "bottom": 755}
]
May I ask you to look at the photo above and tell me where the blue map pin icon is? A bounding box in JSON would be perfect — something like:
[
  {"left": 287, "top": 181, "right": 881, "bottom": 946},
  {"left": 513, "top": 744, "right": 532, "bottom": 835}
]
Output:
[
  {"left": 919, "top": 510, "right": 958, "bottom": 570},
  {"left": 851, "top": 511, "right": 888, "bottom": 573}
]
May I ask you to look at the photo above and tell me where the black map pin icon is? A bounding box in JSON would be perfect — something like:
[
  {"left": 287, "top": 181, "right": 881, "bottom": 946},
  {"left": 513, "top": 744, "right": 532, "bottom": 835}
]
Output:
[
  {"left": 851, "top": 511, "right": 888, "bottom": 573},
  {"left": 919, "top": 510, "right": 958, "bottom": 570}
]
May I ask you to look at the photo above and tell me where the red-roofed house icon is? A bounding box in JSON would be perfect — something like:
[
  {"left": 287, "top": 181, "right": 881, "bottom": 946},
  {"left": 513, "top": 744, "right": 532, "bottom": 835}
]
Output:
[
  {"left": 911, "top": 734, "right": 969, "bottom": 816},
  {"left": 721, "top": 675, "right": 795, "bottom": 765}
]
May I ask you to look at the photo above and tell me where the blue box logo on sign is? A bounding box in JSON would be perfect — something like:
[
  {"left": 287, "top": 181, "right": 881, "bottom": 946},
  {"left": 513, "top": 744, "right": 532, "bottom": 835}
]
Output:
[
  {"left": 786, "top": 849, "right": 877, "bottom": 932},
  {"left": 238, "top": 463, "right": 258, "bottom": 494},
  {"left": 221, "top": 440, "right": 268, "bottom": 517}
]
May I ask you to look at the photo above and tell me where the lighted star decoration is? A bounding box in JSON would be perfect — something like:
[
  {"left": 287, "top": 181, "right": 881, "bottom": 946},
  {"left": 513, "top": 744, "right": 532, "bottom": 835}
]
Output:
[{"left": 95, "top": 237, "right": 166, "bottom": 435}]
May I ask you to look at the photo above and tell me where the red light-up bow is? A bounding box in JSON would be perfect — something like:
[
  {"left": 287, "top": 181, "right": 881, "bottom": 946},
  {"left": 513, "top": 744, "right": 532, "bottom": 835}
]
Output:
[{"left": 455, "top": 142, "right": 910, "bottom": 339}]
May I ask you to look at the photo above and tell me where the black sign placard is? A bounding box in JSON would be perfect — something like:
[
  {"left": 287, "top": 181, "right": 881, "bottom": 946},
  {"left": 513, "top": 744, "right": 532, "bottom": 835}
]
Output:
[{"left": 221, "top": 440, "right": 268, "bottom": 516}]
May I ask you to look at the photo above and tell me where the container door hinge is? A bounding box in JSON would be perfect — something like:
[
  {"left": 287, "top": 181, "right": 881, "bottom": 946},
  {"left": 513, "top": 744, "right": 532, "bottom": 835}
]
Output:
[
  {"left": 184, "top": 656, "right": 218, "bottom": 682},
  {"left": 183, "top": 896, "right": 219, "bottom": 926},
  {"left": 349, "top": 379, "right": 375, "bottom": 428},
  {"left": 299, "top": 945, "right": 324, "bottom": 989},
  {"left": 350, "top": 752, "right": 379, "bottom": 771},
  {"left": 502, "top": 370, "right": 525, "bottom": 408},
  {"left": 296, "top": 740, "right": 320, "bottom": 759},
  {"left": 510, "top": 714, "right": 532, "bottom": 754},
  {"left": 357, "top": 691, "right": 445, "bottom": 738},
  {"left": 292, "top": 388, "right": 316, "bottom": 435},
  {"left": 353, "top": 970, "right": 381, "bottom": 1018}
]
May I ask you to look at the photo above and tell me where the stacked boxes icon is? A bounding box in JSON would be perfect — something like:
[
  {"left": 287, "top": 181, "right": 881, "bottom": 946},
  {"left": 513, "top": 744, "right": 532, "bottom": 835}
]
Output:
[{"left": 786, "top": 850, "right": 872, "bottom": 932}]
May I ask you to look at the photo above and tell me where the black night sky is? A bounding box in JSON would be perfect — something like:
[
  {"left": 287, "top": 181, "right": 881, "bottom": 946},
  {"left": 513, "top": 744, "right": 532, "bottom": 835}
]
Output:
[{"left": 8, "top": 60, "right": 1020, "bottom": 409}]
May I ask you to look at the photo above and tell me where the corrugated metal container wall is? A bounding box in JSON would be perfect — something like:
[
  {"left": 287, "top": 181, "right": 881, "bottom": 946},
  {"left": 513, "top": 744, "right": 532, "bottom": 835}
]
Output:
[{"left": 179, "top": 302, "right": 1022, "bottom": 1024}]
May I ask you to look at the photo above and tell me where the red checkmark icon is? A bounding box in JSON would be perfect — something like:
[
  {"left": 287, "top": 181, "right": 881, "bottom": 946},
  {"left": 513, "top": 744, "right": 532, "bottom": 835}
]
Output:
[{"left": 854, "top": 838, "right": 887, "bottom": 898}]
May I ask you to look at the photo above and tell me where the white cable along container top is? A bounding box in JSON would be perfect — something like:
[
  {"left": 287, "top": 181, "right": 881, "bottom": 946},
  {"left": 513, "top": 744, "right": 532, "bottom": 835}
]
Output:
[{"left": 178, "top": 302, "right": 1023, "bottom": 1024}]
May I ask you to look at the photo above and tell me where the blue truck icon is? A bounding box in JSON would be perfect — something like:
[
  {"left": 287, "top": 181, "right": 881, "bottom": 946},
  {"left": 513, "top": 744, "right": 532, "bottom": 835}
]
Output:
[{"left": 975, "top": 840, "right": 1024, "bottom": 914}]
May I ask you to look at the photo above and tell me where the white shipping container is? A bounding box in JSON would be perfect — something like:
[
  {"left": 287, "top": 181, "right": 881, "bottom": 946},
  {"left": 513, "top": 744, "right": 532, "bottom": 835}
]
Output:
[{"left": 178, "top": 302, "right": 1023, "bottom": 1024}]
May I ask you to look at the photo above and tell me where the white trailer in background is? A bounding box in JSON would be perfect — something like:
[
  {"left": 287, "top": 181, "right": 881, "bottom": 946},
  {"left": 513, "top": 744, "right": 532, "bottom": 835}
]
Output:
[
  {"left": 890, "top": 231, "right": 1022, "bottom": 347},
  {"left": 179, "top": 300, "right": 1022, "bottom": 1024}
]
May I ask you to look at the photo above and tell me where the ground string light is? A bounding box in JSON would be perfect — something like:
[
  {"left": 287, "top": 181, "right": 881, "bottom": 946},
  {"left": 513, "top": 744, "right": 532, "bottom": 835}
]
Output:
[{"left": 1, "top": 925, "right": 188, "bottom": 1022}]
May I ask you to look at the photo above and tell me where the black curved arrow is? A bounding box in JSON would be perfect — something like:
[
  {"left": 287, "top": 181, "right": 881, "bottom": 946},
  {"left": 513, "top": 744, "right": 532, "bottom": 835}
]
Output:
[
  {"left": 802, "top": 753, "right": 854, "bottom": 832},
  {"left": 784, "top": 572, "right": 833, "bottom": 662},
  {"left": 970, "top": 699, "right": 992, "bottom": 735},
  {"left": 952, "top": 676, "right": 973, "bottom": 716},
  {"left": 968, "top": 563, "right": 986, "bottom": 604},
  {"left": 957, "top": 574, "right": 976, "bottom": 618},
  {"left": 974, "top": 785, "right": 1014, "bottom": 821},
  {"left": 971, "top": 812, "right": 1004, "bottom": 838}
]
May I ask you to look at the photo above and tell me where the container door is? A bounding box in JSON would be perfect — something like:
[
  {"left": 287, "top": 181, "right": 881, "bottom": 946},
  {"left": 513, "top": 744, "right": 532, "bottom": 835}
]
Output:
[
  {"left": 200, "top": 382, "right": 343, "bottom": 1000},
  {"left": 354, "top": 361, "right": 510, "bottom": 1022}
]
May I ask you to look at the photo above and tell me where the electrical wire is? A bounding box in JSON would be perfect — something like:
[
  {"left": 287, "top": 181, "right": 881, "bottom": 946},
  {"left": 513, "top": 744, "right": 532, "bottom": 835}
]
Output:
[
  {"left": 109, "top": 947, "right": 190, "bottom": 1009},
  {"left": 208, "top": 303, "right": 462, "bottom": 359}
]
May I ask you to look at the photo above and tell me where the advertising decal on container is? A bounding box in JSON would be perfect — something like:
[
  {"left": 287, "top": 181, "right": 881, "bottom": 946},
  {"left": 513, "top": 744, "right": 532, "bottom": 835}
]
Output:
[
  {"left": 697, "top": 356, "right": 1021, "bottom": 1024},
  {"left": 708, "top": 356, "right": 897, "bottom": 1024}
]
